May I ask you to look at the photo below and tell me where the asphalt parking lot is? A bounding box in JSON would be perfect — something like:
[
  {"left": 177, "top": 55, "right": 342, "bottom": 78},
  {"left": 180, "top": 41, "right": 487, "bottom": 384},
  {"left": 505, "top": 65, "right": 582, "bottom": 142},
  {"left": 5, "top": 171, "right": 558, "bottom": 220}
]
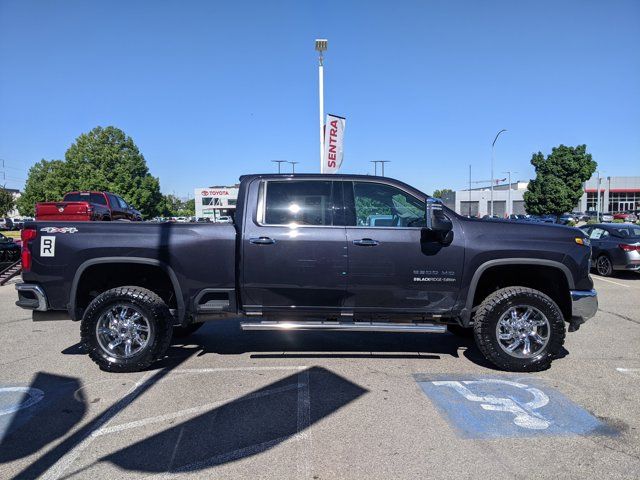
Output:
[{"left": 1, "top": 273, "right": 639, "bottom": 480}]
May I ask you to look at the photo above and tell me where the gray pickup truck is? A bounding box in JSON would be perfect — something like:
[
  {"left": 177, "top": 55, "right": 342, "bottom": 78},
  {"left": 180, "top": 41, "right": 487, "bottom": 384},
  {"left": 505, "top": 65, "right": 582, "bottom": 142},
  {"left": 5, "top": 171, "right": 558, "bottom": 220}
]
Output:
[{"left": 15, "top": 174, "right": 597, "bottom": 372}]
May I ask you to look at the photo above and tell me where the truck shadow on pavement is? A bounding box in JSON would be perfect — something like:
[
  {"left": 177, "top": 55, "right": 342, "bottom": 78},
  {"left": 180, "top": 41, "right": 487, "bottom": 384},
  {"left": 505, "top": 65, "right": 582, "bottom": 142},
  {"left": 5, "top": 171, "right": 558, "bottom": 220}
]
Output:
[
  {"left": 98, "top": 366, "right": 366, "bottom": 475},
  {"left": 172, "top": 318, "right": 492, "bottom": 364}
]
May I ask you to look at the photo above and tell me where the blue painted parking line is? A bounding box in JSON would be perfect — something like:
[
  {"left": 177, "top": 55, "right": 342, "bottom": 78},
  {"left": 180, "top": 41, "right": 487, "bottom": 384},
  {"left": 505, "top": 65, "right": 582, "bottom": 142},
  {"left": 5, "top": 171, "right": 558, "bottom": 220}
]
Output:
[{"left": 414, "top": 374, "right": 612, "bottom": 439}]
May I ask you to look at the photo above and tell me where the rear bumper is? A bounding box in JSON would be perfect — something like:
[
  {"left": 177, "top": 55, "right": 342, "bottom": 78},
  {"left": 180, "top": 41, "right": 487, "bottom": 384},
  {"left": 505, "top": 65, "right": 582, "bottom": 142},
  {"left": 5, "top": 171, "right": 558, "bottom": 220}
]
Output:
[
  {"left": 570, "top": 289, "right": 598, "bottom": 322},
  {"left": 15, "top": 283, "right": 48, "bottom": 311}
]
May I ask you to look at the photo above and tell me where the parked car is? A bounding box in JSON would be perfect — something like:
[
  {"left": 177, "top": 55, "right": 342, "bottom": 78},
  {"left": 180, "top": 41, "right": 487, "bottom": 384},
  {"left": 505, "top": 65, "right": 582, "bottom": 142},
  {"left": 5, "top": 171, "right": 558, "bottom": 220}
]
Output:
[
  {"left": 16, "top": 173, "right": 597, "bottom": 374},
  {"left": 0, "top": 217, "right": 14, "bottom": 231},
  {"left": 36, "top": 191, "right": 142, "bottom": 222},
  {"left": 0, "top": 232, "right": 20, "bottom": 262},
  {"left": 600, "top": 213, "right": 614, "bottom": 223},
  {"left": 216, "top": 215, "right": 233, "bottom": 223},
  {"left": 572, "top": 212, "right": 592, "bottom": 222},
  {"left": 579, "top": 223, "right": 640, "bottom": 276},
  {"left": 613, "top": 212, "right": 638, "bottom": 222}
]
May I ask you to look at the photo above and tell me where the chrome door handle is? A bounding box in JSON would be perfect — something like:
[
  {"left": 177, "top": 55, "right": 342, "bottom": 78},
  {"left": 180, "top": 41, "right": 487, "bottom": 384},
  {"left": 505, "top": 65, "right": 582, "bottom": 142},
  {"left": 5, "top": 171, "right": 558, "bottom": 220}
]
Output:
[
  {"left": 352, "top": 238, "right": 379, "bottom": 246},
  {"left": 249, "top": 237, "right": 276, "bottom": 245}
]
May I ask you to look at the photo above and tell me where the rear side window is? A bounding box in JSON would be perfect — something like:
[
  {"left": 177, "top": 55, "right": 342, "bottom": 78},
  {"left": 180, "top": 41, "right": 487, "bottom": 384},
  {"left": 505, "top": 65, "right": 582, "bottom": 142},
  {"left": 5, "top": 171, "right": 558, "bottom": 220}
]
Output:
[
  {"left": 91, "top": 193, "right": 107, "bottom": 205},
  {"left": 263, "top": 181, "right": 334, "bottom": 226}
]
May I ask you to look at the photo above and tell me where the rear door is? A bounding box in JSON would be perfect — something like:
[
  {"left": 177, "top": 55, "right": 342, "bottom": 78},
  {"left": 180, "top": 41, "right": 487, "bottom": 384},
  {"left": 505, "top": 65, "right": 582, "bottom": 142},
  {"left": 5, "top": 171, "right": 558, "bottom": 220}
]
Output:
[
  {"left": 241, "top": 179, "right": 347, "bottom": 311},
  {"left": 343, "top": 180, "right": 465, "bottom": 315}
]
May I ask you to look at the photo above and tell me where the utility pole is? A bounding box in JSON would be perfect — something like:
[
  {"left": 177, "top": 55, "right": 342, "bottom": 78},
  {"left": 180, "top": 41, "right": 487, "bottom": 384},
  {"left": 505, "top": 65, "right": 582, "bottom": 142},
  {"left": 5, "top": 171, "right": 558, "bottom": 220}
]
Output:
[
  {"left": 502, "top": 170, "right": 518, "bottom": 217},
  {"left": 468, "top": 164, "right": 472, "bottom": 216},
  {"left": 315, "top": 39, "right": 328, "bottom": 172},
  {"left": 288, "top": 161, "right": 300, "bottom": 174},
  {"left": 491, "top": 129, "right": 507, "bottom": 216},
  {"left": 595, "top": 170, "right": 601, "bottom": 220},
  {"left": 271, "top": 160, "right": 287, "bottom": 174},
  {"left": 370, "top": 160, "right": 390, "bottom": 177}
]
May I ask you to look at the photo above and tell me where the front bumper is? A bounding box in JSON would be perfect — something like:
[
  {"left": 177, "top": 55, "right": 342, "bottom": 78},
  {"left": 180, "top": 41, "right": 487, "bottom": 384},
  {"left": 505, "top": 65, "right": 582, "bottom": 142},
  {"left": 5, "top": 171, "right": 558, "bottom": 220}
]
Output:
[
  {"left": 15, "top": 283, "right": 48, "bottom": 311},
  {"left": 570, "top": 289, "right": 598, "bottom": 325}
]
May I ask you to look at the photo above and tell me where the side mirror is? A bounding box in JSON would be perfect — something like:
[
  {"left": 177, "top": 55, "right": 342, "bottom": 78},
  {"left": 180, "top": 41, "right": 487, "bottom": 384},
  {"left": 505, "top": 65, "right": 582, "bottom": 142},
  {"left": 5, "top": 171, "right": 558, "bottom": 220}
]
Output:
[{"left": 425, "top": 198, "right": 454, "bottom": 244}]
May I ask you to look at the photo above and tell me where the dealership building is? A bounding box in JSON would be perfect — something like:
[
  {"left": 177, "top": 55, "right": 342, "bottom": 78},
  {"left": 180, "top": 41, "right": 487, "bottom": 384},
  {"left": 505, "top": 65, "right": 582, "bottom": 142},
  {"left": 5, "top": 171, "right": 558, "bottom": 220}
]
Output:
[
  {"left": 194, "top": 185, "right": 239, "bottom": 220},
  {"left": 449, "top": 175, "right": 640, "bottom": 217}
]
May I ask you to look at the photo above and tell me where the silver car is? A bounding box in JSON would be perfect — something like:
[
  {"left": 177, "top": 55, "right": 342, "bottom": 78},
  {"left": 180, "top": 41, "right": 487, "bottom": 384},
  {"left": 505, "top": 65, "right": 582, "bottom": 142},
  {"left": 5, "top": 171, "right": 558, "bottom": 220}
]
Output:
[{"left": 580, "top": 223, "right": 640, "bottom": 276}]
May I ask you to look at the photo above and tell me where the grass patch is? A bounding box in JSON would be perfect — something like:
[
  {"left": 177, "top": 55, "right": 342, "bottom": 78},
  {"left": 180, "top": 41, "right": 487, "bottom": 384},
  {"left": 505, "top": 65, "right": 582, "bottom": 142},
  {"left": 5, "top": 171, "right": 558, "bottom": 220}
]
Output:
[{"left": 2, "top": 231, "right": 20, "bottom": 239}]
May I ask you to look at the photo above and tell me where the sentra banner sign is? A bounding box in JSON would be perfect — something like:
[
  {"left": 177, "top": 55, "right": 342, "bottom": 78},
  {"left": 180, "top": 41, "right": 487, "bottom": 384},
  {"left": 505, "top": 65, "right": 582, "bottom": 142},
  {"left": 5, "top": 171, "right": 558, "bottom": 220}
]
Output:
[{"left": 322, "top": 114, "right": 346, "bottom": 174}]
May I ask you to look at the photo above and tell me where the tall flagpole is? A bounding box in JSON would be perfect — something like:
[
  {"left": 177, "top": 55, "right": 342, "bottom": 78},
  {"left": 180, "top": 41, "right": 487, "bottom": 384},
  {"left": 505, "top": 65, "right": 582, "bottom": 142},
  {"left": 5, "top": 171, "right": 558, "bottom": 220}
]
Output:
[{"left": 316, "top": 39, "right": 328, "bottom": 172}]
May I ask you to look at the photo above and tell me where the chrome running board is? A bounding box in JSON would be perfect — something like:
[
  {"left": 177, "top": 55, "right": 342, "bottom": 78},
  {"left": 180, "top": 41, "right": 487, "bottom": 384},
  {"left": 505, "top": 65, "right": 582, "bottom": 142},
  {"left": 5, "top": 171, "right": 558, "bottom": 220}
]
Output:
[{"left": 240, "top": 321, "right": 447, "bottom": 333}]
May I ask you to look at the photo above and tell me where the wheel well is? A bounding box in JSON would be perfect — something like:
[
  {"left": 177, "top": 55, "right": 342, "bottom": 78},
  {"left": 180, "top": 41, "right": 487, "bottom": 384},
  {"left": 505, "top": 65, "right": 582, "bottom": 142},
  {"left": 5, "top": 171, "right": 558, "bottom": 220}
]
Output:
[
  {"left": 472, "top": 265, "right": 571, "bottom": 321},
  {"left": 73, "top": 263, "right": 178, "bottom": 319}
]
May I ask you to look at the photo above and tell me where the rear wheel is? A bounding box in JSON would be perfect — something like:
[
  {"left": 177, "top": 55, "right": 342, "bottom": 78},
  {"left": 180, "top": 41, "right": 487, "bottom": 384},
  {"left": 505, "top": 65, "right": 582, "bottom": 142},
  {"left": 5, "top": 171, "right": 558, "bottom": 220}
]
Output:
[
  {"left": 595, "top": 254, "right": 613, "bottom": 277},
  {"left": 81, "top": 286, "right": 173, "bottom": 372},
  {"left": 473, "top": 287, "right": 565, "bottom": 372}
]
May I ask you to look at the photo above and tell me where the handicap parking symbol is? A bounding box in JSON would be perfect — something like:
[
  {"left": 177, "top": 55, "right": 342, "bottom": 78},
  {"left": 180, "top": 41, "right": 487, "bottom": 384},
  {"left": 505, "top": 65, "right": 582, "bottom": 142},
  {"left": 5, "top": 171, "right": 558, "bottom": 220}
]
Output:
[{"left": 414, "top": 374, "right": 610, "bottom": 439}]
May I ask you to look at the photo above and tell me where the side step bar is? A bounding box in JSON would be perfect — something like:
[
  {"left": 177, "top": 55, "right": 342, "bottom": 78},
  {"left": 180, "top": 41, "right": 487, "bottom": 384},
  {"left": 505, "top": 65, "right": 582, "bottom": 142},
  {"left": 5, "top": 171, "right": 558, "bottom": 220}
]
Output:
[{"left": 240, "top": 321, "right": 447, "bottom": 333}]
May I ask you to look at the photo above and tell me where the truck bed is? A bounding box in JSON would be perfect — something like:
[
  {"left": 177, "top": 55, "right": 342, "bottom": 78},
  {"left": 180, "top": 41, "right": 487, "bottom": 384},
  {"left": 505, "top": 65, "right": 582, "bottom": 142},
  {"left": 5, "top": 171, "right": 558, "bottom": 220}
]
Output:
[{"left": 22, "top": 221, "right": 237, "bottom": 316}]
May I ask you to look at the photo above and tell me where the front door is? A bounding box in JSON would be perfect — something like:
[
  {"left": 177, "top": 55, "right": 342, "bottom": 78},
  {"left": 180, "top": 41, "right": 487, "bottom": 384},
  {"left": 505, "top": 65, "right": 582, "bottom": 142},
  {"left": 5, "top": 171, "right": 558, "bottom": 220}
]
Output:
[
  {"left": 343, "top": 180, "right": 465, "bottom": 315},
  {"left": 241, "top": 179, "right": 347, "bottom": 311}
]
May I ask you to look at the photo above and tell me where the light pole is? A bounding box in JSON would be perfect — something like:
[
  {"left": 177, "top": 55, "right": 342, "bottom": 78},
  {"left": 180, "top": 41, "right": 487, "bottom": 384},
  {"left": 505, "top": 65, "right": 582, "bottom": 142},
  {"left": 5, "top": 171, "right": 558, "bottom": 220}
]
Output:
[
  {"left": 491, "top": 129, "right": 507, "bottom": 216},
  {"left": 315, "top": 39, "right": 328, "bottom": 172},
  {"left": 502, "top": 170, "right": 518, "bottom": 217},
  {"left": 271, "top": 160, "right": 287, "bottom": 174},
  {"left": 595, "top": 170, "right": 603, "bottom": 220},
  {"left": 370, "top": 160, "right": 390, "bottom": 176},
  {"left": 288, "top": 161, "right": 300, "bottom": 174}
]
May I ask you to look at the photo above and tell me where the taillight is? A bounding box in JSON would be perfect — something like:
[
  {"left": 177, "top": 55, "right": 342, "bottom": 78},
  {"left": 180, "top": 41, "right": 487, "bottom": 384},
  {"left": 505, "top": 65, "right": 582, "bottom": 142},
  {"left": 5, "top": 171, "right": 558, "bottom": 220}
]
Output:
[
  {"left": 619, "top": 244, "right": 640, "bottom": 252},
  {"left": 21, "top": 228, "right": 37, "bottom": 271}
]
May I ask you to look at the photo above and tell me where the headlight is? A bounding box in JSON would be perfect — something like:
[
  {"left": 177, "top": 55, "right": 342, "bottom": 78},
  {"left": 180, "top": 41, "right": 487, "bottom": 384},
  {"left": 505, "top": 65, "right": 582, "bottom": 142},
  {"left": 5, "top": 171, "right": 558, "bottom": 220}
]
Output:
[{"left": 575, "top": 237, "right": 590, "bottom": 247}]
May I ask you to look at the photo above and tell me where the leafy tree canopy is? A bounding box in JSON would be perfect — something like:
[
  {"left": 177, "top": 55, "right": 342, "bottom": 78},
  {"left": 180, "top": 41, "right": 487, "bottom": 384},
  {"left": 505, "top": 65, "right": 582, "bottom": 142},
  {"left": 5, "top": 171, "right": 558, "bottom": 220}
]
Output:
[
  {"left": 432, "top": 188, "right": 454, "bottom": 199},
  {"left": 0, "top": 187, "right": 16, "bottom": 217},
  {"left": 17, "top": 126, "right": 164, "bottom": 218},
  {"left": 524, "top": 144, "right": 596, "bottom": 219},
  {"left": 161, "top": 195, "right": 195, "bottom": 217}
]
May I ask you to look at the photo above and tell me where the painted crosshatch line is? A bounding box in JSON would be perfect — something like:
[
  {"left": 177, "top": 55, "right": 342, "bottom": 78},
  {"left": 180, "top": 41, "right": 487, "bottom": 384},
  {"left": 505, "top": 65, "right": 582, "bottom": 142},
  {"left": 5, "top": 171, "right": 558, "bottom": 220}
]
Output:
[{"left": 414, "top": 374, "right": 615, "bottom": 439}]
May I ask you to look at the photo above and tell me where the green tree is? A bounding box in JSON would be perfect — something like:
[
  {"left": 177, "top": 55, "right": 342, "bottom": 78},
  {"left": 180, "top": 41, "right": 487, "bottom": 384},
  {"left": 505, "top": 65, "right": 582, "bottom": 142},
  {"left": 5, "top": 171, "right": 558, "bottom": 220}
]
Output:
[
  {"left": 64, "top": 126, "right": 163, "bottom": 217},
  {"left": 432, "top": 188, "right": 454, "bottom": 199},
  {"left": 0, "top": 187, "right": 16, "bottom": 217},
  {"left": 18, "top": 127, "right": 164, "bottom": 218},
  {"left": 524, "top": 145, "right": 596, "bottom": 221},
  {"left": 16, "top": 160, "right": 71, "bottom": 216}
]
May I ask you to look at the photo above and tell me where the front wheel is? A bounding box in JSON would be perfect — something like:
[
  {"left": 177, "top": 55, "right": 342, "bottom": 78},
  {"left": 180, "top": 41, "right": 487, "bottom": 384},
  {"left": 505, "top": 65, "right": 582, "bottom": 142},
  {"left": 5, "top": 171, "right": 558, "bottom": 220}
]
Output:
[
  {"left": 81, "top": 286, "right": 173, "bottom": 372},
  {"left": 473, "top": 287, "right": 566, "bottom": 372}
]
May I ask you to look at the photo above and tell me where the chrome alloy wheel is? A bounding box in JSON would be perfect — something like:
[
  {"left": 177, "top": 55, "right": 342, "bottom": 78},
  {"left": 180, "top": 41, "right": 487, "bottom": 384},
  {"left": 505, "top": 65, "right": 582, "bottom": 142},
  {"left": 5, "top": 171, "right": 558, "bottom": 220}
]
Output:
[
  {"left": 96, "top": 304, "right": 151, "bottom": 358},
  {"left": 496, "top": 305, "right": 550, "bottom": 359}
]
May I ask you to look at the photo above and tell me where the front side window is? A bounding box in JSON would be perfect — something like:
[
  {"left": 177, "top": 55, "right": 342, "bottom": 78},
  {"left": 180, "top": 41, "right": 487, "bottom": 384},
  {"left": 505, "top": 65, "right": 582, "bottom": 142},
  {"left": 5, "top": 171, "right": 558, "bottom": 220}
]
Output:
[
  {"left": 352, "top": 182, "right": 425, "bottom": 227},
  {"left": 263, "top": 181, "right": 333, "bottom": 226}
]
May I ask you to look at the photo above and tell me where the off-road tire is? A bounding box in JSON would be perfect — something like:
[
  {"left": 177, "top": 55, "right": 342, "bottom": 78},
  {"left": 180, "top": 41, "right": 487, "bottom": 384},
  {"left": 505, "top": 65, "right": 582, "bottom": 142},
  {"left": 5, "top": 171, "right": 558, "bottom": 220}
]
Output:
[
  {"left": 81, "top": 286, "right": 173, "bottom": 372},
  {"left": 473, "top": 287, "right": 565, "bottom": 372},
  {"left": 447, "top": 324, "right": 474, "bottom": 338},
  {"left": 172, "top": 322, "right": 204, "bottom": 338}
]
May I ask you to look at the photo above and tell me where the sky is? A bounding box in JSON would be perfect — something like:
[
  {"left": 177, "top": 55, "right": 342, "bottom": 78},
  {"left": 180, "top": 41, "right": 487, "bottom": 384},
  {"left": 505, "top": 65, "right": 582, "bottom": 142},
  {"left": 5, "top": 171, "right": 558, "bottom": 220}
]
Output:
[{"left": 0, "top": 0, "right": 639, "bottom": 197}]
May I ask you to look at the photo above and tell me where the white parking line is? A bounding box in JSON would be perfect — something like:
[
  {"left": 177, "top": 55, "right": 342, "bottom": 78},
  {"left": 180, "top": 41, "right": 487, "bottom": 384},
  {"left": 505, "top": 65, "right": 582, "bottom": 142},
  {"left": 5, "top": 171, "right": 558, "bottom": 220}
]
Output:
[
  {"left": 616, "top": 368, "right": 640, "bottom": 374},
  {"left": 592, "top": 276, "right": 630, "bottom": 288},
  {"left": 41, "top": 371, "right": 155, "bottom": 480}
]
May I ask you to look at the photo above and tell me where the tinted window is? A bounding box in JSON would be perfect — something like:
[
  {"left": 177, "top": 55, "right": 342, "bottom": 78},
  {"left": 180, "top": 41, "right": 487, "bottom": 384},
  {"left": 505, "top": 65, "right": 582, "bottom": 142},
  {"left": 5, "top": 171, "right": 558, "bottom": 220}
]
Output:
[
  {"left": 352, "top": 182, "right": 425, "bottom": 227},
  {"left": 107, "top": 194, "right": 120, "bottom": 208},
  {"left": 612, "top": 226, "right": 640, "bottom": 237},
  {"left": 264, "top": 181, "right": 334, "bottom": 226},
  {"left": 63, "top": 192, "right": 107, "bottom": 205},
  {"left": 116, "top": 196, "right": 128, "bottom": 208}
]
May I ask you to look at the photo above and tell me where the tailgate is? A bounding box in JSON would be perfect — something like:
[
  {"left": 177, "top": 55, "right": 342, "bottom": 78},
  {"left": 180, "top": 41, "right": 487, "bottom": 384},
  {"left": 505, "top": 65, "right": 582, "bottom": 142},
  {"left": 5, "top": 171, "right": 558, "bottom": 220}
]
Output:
[{"left": 36, "top": 202, "right": 92, "bottom": 221}]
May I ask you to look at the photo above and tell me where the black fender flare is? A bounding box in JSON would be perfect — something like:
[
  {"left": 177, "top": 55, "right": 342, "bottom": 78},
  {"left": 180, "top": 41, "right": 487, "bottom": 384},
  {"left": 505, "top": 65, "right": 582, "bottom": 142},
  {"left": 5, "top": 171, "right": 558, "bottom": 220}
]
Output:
[
  {"left": 68, "top": 257, "right": 185, "bottom": 322},
  {"left": 461, "top": 258, "right": 574, "bottom": 323}
]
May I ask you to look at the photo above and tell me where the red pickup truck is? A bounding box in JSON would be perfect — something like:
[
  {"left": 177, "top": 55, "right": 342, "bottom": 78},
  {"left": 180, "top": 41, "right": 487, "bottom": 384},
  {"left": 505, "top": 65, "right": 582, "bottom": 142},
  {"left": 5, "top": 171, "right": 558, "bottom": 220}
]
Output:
[{"left": 35, "top": 191, "right": 143, "bottom": 222}]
